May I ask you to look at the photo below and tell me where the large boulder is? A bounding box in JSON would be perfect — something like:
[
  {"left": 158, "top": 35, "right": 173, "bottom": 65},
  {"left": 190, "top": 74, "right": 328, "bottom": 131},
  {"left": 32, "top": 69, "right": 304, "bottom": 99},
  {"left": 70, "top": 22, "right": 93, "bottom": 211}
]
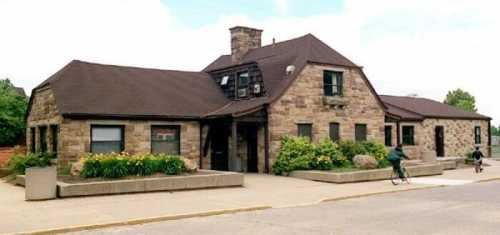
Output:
[
  {"left": 181, "top": 157, "right": 198, "bottom": 172},
  {"left": 353, "top": 155, "right": 378, "bottom": 169},
  {"left": 70, "top": 161, "right": 84, "bottom": 176}
]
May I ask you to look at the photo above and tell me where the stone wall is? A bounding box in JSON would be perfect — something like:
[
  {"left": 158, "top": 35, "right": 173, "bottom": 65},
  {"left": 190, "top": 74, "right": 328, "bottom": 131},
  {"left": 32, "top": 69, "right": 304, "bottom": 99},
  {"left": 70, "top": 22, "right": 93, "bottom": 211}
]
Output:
[
  {"left": 385, "top": 119, "right": 490, "bottom": 159},
  {"left": 26, "top": 86, "right": 62, "bottom": 154},
  {"left": 420, "top": 119, "right": 489, "bottom": 157},
  {"left": 58, "top": 119, "right": 200, "bottom": 166},
  {"left": 268, "top": 64, "right": 386, "bottom": 167}
]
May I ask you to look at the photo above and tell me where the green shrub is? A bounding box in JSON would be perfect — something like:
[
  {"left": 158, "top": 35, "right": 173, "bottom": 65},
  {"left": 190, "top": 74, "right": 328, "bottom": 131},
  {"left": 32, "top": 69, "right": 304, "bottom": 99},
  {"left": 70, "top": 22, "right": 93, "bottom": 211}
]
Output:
[
  {"left": 7, "top": 153, "right": 56, "bottom": 175},
  {"left": 272, "top": 136, "right": 315, "bottom": 175},
  {"left": 360, "top": 141, "right": 388, "bottom": 161},
  {"left": 79, "top": 153, "right": 187, "bottom": 178},
  {"left": 314, "top": 139, "right": 347, "bottom": 168},
  {"left": 338, "top": 140, "right": 366, "bottom": 161},
  {"left": 377, "top": 158, "right": 391, "bottom": 168}
]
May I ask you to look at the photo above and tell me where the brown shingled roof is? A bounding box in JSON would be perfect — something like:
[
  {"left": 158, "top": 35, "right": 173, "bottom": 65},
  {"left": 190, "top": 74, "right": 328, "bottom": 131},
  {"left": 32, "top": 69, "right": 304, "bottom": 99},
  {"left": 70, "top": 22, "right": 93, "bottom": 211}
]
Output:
[
  {"left": 30, "top": 33, "right": 387, "bottom": 119},
  {"left": 35, "top": 60, "right": 228, "bottom": 119},
  {"left": 204, "top": 33, "right": 386, "bottom": 113},
  {"left": 380, "top": 95, "right": 490, "bottom": 120}
]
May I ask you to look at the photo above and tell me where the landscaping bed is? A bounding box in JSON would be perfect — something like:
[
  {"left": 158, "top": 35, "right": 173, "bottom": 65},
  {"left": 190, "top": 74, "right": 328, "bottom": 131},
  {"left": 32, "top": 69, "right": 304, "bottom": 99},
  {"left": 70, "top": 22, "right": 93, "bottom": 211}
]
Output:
[
  {"left": 16, "top": 170, "right": 243, "bottom": 197},
  {"left": 290, "top": 163, "right": 443, "bottom": 183}
]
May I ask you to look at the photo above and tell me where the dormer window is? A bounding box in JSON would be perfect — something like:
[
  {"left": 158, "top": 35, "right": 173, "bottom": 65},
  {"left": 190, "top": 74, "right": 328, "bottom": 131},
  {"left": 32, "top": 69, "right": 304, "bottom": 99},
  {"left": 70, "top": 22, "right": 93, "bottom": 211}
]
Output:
[
  {"left": 323, "top": 70, "right": 343, "bottom": 96},
  {"left": 237, "top": 72, "right": 249, "bottom": 98},
  {"left": 221, "top": 75, "right": 229, "bottom": 86}
]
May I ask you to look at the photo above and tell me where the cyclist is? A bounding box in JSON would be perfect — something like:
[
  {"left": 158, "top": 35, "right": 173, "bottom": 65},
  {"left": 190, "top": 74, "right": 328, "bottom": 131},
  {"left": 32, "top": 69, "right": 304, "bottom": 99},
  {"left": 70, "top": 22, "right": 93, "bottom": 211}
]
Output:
[
  {"left": 472, "top": 146, "right": 484, "bottom": 172},
  {"left": 388, "top": 144, "right": 409, "bottom": 179}
]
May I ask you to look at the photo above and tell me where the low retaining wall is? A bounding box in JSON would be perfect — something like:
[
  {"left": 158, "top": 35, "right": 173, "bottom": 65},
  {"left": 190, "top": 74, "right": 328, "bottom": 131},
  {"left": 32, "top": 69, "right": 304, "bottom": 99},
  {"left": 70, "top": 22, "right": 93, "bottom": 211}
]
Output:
[
  {"left": 16, "top": 170, "right": 244, "bottom": 198},
  {"left": 290, "top": 163, "right": 443, "bottom": 183}
]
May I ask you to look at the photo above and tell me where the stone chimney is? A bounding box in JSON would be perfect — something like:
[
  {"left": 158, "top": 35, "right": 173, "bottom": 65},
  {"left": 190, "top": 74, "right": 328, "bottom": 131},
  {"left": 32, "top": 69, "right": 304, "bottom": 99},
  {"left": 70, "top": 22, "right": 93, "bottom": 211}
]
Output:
[{"left": 230, "top": 26, "right": 263, "bottom": 63}]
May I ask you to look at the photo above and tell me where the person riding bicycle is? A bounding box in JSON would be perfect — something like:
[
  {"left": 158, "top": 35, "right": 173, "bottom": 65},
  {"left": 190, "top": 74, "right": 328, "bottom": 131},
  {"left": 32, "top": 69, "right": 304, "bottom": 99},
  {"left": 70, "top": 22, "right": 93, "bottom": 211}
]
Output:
[
  {"left": 472, "top": 146, "right": 484, "bottom": 172},
  {"left": 388, "top": 144, "right": 409, "bottom": 179}
]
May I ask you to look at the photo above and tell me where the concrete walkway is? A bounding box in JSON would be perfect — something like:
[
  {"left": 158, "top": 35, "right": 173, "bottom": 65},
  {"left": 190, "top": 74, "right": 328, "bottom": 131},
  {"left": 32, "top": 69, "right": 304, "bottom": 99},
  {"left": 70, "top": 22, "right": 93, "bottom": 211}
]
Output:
[{"left": 2, "top": 165, "right": 500, "bottom": 234}]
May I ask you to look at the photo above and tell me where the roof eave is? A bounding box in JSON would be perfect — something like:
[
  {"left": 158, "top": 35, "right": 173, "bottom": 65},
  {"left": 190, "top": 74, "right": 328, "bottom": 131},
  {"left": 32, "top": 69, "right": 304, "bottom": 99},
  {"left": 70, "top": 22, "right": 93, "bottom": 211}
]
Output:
[{"left": 62, "top": 113, "right": 203, "bottom": 121}]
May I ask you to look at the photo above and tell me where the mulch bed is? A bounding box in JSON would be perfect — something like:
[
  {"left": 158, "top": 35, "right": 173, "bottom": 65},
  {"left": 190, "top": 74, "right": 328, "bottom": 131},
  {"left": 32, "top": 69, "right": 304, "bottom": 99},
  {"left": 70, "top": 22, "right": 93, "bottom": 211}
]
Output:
[
  {"left": 58, "top": 171, "right": 214, "bottom": 184},
  {"left": 0, "top": 147, "right": 14, "bottom": 167}
]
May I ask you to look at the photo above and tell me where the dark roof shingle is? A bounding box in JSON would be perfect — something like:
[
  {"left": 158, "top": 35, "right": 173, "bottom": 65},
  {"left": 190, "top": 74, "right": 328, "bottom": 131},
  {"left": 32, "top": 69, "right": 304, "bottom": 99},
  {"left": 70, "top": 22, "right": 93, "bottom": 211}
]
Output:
[
  {"left": 380, "top": 95, "right": 490, "bottom": 120},
  {"left": 38, "top": 60, "right": 228, "bottom": 119}
]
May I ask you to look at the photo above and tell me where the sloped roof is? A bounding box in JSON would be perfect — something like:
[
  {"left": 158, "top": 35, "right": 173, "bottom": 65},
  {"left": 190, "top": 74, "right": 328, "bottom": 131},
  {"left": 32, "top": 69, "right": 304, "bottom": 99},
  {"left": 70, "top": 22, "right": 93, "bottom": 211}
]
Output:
[
  {"left": 35, "top": 60, "right": 228, "bottom": 119},
  {"left": 380, "top": 95, "right": 490, "bottom": 121},
  {"left": 30, "top": 33, "right": 386, "bottom": 119},
  {"left": 204, "top": 33, "right": 386, "bottom": 113},
  {"left": 14, "top": 87, "right": 26, "bottom": 97}
]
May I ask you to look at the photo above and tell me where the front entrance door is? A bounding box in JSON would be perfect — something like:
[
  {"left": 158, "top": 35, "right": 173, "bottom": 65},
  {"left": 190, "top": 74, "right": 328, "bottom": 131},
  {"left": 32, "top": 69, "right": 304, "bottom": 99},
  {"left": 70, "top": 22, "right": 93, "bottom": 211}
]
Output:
[
  {"left": 435, "top": 126, "right": 445, "bottom": 157},
  {"left": 211, "top": 124, "right": 228, "bottom": 171},
  {"left": 246, "top": 127, "right": 258, "bottom": 173}
]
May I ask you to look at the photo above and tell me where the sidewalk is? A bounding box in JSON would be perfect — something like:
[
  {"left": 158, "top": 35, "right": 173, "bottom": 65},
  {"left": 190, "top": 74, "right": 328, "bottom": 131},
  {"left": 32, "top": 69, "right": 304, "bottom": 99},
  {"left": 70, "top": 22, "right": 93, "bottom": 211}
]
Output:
[{"left": 2, "top": 165, "right": 500, "bottom": 234}]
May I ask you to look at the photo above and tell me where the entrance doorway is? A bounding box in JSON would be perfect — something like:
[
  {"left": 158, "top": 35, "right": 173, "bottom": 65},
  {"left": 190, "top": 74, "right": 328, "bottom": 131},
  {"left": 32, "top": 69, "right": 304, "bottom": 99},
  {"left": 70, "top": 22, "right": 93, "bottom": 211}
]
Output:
[
  {"left": 435, "top": 126, "right": 445, "bottom": 157},
  {"left": 245, "top": 126, "right": 258, "bottom": 173},
  {"left": 210, "top": 124, "right": 229, "bottom": 171}
]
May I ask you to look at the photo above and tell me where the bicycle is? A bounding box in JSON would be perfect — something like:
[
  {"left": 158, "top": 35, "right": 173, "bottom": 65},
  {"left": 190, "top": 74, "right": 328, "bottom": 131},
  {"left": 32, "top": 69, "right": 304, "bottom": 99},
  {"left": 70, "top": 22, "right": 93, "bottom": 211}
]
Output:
[
  {"left": 391, "top": 160, "right": 411, "bottom": 185},
  {"left": 474, "top": 159, "right": 483, "bottom": 173}
]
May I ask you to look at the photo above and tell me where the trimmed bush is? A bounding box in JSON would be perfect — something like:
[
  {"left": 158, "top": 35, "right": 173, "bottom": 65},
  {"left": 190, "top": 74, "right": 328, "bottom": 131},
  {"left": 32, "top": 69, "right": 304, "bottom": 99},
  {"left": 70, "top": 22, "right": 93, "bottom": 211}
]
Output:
[
  {"left": 79, "top": 153, "right": 187, "bottom": 179},
  {"left": 7, "top": 152, "right": 56, "bottom": 175},
  {"left": 338, "top": 140, "right": 366, "bottom": 161},
  {"left": 315, "top": 139, "right": 348, "bottom": 167},
  {"left": 272, "top": 136, "right": 389, "bottom": 175},
  {"left": 272, "top": 136, "right": 315, "bottom": 175}
]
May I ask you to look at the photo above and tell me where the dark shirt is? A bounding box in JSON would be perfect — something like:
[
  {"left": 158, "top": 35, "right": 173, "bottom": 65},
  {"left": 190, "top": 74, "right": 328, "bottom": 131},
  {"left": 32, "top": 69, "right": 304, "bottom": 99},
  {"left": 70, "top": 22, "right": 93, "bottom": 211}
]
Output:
[
  {"left": 472, "top": 150, "right": 484, "bottom": 160},
  {"left": 388, "top": 148, "right": 408, "bottom": 161}
]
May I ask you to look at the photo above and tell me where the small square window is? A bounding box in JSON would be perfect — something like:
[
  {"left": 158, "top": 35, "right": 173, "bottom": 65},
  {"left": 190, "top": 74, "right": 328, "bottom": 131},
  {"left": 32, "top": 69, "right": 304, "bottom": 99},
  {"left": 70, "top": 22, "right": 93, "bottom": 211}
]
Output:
[
  {"left": 151, "top": 126, "right": 180, "bottom": 155},
  {"left": 297, "top": 124, "right": 312, "bottom": 140},
  {"left": 355, "top": 124, "right": 367, "bottom": 142},
  {"left": 221, "top": 76, "right": 229, "bottom": 86},
  {"left": 402, "top": 126, "right": 415, "bottom": 145},
  {"left": 91, "top": 126, "right": 124, "bottom": 153},
  {"left": 323, "top": 71, "right": 343, "bottom": 96},
  {"left": 474, "top": 126, "right": 481, "bottom": 144}
]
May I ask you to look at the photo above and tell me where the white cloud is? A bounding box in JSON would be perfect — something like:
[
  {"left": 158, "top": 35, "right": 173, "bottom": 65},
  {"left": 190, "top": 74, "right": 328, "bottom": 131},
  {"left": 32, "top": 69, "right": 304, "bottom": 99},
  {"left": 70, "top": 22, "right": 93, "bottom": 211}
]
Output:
[{"left": 0, "top": 0, "right": 499, "bottom": 125}]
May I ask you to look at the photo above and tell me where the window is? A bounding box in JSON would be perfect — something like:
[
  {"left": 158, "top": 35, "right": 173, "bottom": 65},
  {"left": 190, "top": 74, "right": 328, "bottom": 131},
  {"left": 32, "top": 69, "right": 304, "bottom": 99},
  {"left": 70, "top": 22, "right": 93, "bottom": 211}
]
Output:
[
  {"left": 221, "top": 75, "right": 229, "bottom": 86},
  {"left": 402, "top": 126, "right": 415, "bottom": 145},
  {"left": 50, "top": 125, "right": 58, "bottom": 156},
  {"left": 329, "top": 123, "right": 340, "bottom": 142},
  {"left": 39, "top": 126, "right": 47, "bottom": 153},
  {"left": 297, "top": 124, "right": 312, "bottom": 140},
  {"left": 30, "top": 127, "right": 36, "bottom": 153},
  {"left": 151, "top": 126, "right": 180, "bottom": 155},
  {"left": 237, "top": 72, "right": 249, "bottom": 98},
  {"left": 385, "top": 126, "right": 392, "bottom": 146},
  {"left": 323, "top": 70, "right": 343, "bottom": 96},
  {"left": 91, "top": 125, "right": 124, "bottom": 153},
  {"left": 355, "top": 124, "right": 367, "bottom": 142},
  {"left": 474, "top": 126, "right": 481, "bottom": 144}
]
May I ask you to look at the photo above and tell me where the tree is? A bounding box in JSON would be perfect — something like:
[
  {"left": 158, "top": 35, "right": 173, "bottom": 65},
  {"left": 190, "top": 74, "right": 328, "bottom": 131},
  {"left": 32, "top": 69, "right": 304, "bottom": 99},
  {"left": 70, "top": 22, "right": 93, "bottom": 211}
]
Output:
[
  {"left": 443, "top": 88, "right": 477, "bottom": 112},
  {"left": 0, "top": 79, "right": 28, "bottom": 146},
  {"left": 492, "top": 125, "right": 500, "bottom": 136}
]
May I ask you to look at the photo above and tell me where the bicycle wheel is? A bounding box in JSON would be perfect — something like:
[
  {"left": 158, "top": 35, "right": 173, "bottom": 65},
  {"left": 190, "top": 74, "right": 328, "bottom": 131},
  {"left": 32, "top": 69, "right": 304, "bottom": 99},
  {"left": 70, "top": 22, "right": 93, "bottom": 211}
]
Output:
[
  {"left": 391, "top": 169, "right": 401, "bottom": 185},
  {"left": 402, "top": 167, "right": 411, "bottom": 184}
]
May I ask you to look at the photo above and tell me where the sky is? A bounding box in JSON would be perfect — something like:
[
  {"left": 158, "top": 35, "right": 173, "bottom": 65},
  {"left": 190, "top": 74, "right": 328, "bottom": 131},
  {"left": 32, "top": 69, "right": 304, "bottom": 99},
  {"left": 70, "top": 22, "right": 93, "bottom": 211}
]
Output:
[{"left": 0, "top": 0, "right": 499, "bottom": 125}]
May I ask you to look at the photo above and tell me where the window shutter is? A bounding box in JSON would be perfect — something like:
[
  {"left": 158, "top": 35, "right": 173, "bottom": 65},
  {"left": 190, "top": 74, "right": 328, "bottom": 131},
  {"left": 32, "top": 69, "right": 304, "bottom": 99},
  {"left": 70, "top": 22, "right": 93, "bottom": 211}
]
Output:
[{"left": 337, "top": 73, "right": 343, "bottom": 96}]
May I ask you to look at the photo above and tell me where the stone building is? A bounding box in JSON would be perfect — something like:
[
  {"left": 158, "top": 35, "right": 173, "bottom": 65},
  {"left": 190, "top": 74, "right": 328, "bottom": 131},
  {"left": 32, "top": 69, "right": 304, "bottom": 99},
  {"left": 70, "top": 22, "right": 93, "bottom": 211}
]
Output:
[{"left": 26, "top": 26, "right": 492, "bottom": 172}]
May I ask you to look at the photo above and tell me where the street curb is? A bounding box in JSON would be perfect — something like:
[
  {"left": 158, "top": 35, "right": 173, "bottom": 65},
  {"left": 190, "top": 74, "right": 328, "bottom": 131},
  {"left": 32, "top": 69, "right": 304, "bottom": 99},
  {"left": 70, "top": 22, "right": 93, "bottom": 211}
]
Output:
[
  {"left": 476, "top": 177, "right": 500, "bottom": 183},
  {"left": 17, "top": 205, "right": 272, "bottom": 235},
  {"left": 319, "top": 185, "right": 445, "bottom": 203}
]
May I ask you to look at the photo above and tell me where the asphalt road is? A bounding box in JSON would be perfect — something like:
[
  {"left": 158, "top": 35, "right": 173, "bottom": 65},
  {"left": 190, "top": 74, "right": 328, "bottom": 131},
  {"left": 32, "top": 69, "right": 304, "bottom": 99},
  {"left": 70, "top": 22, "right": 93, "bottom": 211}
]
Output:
[{"left": 70, "top": 181, "right": 500, "bottom": 235}]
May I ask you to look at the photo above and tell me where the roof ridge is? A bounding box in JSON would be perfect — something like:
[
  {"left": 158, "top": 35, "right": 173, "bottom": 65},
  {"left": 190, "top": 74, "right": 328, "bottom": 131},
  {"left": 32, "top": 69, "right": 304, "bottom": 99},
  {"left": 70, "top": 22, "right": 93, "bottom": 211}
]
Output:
[
  {"left": 384, "top": 102, "right": 424, "bottom": 117},
  {"left": 75, "top": 60, "right": 205, "bottom": 74}
]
